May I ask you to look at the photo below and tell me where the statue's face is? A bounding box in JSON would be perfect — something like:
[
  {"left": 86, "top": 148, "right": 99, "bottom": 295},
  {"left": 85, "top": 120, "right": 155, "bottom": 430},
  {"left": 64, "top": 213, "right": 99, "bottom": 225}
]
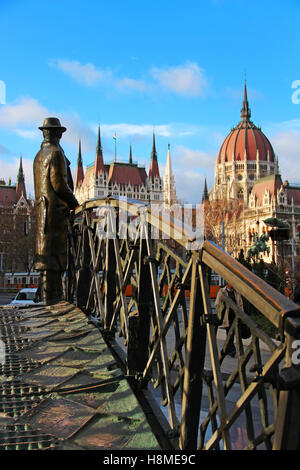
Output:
[
  {"left": 42, "top": 129, "right": 51, "bottom": 141},
  {"left": 43, "top": 128, "right": 63, "bottom": 142}
]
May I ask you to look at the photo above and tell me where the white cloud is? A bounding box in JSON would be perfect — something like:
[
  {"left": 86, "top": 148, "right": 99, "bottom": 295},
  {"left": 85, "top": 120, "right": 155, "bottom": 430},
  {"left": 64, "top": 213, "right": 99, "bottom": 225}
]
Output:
[
  {"left": 50, "top": 58, "right": 208, "bottom": 97},
  {"left": 0, "top": 97, "right": 48, "bottom": 129},
  {"left": 50, "top": 59, "right": 147, "bottom": 92},
  {"left": 173, "top": 145, "right": 216, "bottom": 171},
  {"left": 269, "top": 119, "right": 300, "bottom": 132},
  {"left": 0, "top": 96, "right": 96, "bottom": 152},
  {"left": 15, "top": 129, "right": 40, "bottom": 139},
  {"left": 115, "top": 77, "right": 147, "bottom": 92},
  {"left": 271, "top": 129, "right": 300, "bottom": 183},
  {"left": 97, "top": 122, "right": 211, "bottom": 141},
  {"left": 57, "top": 111, "right": 96, "bottom": 151},
  {"left": 0, "top": 97, "right": 202, "bottom": 155},
  {"left": 167, "top": 145, "right": 216, "bottom": 203},
  {"left": 264, "top": 119, "right": 300, "bottom": 183},
  {"left": 22, "top": 157, "right": 35, "bottom": 197},
  {"left": 0, "top": 142, "right": 11, "bottom": 155},
  {"left": 99, "top": 123, "right": 172, "bottom": 138},
  {"left": 49, "top": 59, "right": 112, "bottom": 86},
  {"left": 174, "top": 169, "right": 209, "bottom": 204},
  {"left": 151, "top": 62, "right": 207, "bottom": 96}
]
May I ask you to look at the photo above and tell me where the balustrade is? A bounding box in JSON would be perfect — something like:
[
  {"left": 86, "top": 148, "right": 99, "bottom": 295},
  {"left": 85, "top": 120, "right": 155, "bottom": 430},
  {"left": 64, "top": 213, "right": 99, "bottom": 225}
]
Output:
[{"left": 65, "top": 196, "right": 300, "bottom": 450}]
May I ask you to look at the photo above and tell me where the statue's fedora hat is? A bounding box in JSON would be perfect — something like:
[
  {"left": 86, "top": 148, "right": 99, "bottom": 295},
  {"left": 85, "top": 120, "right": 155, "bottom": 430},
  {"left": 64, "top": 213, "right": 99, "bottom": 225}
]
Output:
[{"left": 39, "top": 117, "right": 66, "bottom": 132}]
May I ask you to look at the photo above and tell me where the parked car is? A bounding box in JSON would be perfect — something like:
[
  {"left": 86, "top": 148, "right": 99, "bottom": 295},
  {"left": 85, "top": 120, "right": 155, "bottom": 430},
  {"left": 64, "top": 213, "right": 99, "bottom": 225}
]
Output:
[{"left": 10, "top": 288, "right": 42, "bottom": 307}]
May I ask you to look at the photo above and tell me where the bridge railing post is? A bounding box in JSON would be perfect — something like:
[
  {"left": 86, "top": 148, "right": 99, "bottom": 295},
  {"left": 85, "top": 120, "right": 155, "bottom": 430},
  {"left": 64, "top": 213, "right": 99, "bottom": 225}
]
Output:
[
  {"left": 66, "top": 218, "right": 76, "bottom": 303},
  {"left": 127, "top": 218, "right": 152, "bottom": 378},
  {"left": 76, "top": 212, "right": 92, "bottom": 311},
  {"left": 273, "top": 317, "right": 300, "bottom": 449},
  {"left": 103, "top": 206, "right": 117, "bottom": 333},
  {"left": 179, "top": 252, "right": 207, "bottom": 450}
]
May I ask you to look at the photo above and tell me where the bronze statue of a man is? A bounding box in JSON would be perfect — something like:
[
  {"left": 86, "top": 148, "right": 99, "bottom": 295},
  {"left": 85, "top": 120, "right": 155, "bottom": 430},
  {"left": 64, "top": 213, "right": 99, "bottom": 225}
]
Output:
[{"left": 33, "top": 117, "right": 78, "bottom": 304}]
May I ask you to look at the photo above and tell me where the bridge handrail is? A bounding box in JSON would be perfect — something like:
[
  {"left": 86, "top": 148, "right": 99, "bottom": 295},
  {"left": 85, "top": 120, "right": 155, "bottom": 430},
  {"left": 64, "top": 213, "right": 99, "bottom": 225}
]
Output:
[
  {"left": 68, "top": 196, "right": 300, "bottom": 450},
  {"left": 201, "top": 240, "right": 300, "bottom": 332},
  {"left": 74, "top": 196, "right": 300, "bottom": 332}
]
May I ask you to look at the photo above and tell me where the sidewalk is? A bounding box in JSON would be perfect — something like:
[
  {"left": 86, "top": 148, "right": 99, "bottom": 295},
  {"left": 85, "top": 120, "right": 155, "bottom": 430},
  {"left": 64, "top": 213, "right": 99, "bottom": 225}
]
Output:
[
  {"left": 212, "top": 326, "right": 277, "bottom": 376},
  {"left": 0, "top": 301, "right": 160, "bottom": 450}
]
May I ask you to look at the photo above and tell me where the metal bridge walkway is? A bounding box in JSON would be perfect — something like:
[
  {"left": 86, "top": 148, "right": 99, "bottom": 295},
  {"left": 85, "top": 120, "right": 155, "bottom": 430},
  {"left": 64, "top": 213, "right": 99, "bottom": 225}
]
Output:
[{"left": 0, "top": 301, "right": 160, "bottom": 451}]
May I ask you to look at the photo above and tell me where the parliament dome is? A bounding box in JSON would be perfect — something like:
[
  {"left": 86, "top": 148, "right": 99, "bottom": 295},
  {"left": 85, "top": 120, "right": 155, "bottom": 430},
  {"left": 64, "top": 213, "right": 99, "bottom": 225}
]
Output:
[{"left": 217, "top": 83, "right": 275, "bottom": 164}]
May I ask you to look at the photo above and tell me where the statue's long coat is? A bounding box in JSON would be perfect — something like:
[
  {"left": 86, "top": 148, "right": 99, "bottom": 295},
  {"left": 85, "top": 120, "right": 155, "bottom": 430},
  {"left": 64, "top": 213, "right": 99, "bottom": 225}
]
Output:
[{"left": 33, "top": 141, "right": 78, "bottom": 271}]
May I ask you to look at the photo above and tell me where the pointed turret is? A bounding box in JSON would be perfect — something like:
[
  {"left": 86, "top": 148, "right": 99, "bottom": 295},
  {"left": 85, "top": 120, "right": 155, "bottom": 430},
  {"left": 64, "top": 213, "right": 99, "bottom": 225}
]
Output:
[
  {"left": 74, "top": 139, "right": 84, "bottom": 189},
  {"left": 240, "top": 80, "right": 251, "bottom": 122},
  {"left": 149, "top": 132, "right": 160, "bottom": 179},
  {"left": 202, "top": 178, "right": 209, "bottom": 202},
  {"left": 164, "top": 143, "right": 177, "bottom": 206},
  {"left": 94, "top": 125, "right": 104, "bottom": 176},
  {"left": 129, "top": 144, "right": 133, "bottom": 164},
  {"left": 16, "top": 156, "right": 27, "bottom": 201}
]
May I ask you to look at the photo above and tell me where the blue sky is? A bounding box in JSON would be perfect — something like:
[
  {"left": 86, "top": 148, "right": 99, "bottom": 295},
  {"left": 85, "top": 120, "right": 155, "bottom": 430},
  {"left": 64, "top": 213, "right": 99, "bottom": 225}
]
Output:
[{"left": 1, "top": 0, "right": 300, "bottom": 202}]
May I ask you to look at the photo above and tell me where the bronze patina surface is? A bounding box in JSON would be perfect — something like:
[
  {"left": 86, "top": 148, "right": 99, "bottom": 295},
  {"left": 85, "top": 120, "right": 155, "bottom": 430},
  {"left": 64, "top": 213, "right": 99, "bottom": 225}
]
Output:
[
  {"left": 0, "top": 302, "right": 160, "bottom": 450},
  {"left": 33, "top": 117, "right": 79, "bottom": 304}
]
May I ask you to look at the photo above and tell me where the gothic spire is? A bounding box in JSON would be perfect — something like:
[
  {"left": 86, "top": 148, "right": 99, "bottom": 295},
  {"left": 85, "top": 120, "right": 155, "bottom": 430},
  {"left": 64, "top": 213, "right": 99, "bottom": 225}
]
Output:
[
  {"left": 129, "top": 144, "right": 133, "bottom": 164},
  {"left": 152, "top": 131, "right": 156, "bottom": 155},
  {"left": 16, "top": 156, "right": 27, "bottom": 201},
  {"left": 94, "top": 125, "right": 104, "bottom": 175},
  {"left": 96, "top": 125, "right": 102, "bottom": 153},
  {"left": 202, "top": 178, "right": 209, "bottom": 202},
  {"left": 165, "top": 143, "right": 174, "bottom": 181},
  {"left": 17, "top": 155, "right": 24, "bottom": 181},
  {"left": 164, "top": 143, "right": 177, "bottom": 206},
  {"left": 74, "top": 139, "right": 84, "bottom": 188},
  {"left": 149, "top": 131, "right": 160, "bottom": 179},
  {"left": 240, "top": 80, "right": 251, "bottom": 122}
]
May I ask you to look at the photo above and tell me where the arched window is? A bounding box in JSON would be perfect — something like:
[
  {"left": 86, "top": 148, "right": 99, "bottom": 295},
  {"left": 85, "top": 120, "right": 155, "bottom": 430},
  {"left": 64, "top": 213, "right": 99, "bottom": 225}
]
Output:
[{"left": 237, "top": 188, "right": 244, "bottom": 199}]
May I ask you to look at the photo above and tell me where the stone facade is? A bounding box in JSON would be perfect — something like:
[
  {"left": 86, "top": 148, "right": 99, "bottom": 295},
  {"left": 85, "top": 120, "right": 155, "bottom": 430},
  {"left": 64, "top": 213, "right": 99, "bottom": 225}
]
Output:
[
  {"left": 0, "top": 157, "right": 35, "bottom": 280},
  {"left": 208, "top": 83, "right": 300, "bottom": 286},
  {"left": 74, "top": 128, "right": 164, "bottom": 205}
]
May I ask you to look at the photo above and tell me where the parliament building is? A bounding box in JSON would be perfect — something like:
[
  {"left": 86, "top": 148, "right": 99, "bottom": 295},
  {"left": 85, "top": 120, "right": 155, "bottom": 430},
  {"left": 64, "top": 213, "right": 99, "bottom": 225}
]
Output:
[
  {"left": 207, "top": 83, "right": 300, "bottom": 287},
  {"left": 74, "top": 128, "right": 177, "bottom": 207}
]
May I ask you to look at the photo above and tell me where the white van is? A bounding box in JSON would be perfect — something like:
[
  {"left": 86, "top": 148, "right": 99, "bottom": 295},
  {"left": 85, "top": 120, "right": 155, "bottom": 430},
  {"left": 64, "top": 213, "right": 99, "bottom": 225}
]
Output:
[{"left": 10, "top": 288, "right": 42, "bottom": 306}]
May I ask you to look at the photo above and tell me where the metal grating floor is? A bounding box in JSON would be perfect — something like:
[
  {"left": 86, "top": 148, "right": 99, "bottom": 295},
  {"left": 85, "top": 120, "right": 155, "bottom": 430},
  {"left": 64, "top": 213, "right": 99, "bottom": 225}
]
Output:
[
  {"left": 0, "top": 302, "right": 160, "bottom": 450},
  {"left": 0, "top": 423, "right": 60, "bottom": 450}
]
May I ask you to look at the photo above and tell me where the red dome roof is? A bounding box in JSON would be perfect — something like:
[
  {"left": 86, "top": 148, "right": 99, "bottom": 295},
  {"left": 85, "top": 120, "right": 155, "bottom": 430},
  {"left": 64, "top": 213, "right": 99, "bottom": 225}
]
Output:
[{"left": 218, "top": 83, "right": 275, "bottom": 164}]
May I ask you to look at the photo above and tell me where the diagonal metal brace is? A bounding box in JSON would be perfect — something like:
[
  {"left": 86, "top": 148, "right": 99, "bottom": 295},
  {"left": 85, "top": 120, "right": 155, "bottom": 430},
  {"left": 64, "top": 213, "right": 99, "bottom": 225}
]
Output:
[{"left": 251, "top": 363, "right": 300, "bottom": 390}]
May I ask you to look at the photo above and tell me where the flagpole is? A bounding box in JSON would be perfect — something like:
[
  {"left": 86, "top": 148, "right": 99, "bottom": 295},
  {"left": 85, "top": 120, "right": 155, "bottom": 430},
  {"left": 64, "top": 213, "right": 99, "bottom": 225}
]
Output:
[{"left": 113, "top": 133, "right": 116, "bottom": 162}]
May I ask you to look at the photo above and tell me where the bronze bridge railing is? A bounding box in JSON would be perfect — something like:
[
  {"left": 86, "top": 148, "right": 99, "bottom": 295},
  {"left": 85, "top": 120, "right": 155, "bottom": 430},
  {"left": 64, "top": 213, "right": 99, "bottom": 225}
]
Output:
[{"left": 65, "top": 196, "right": 300, "bottom": 450}]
